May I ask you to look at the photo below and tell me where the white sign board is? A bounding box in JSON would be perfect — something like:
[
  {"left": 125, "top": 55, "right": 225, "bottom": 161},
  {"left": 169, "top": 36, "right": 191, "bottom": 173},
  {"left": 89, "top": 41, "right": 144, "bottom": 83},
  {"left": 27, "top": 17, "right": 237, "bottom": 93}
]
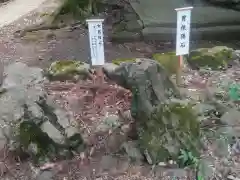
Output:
[
  {"left": 86, "top": 19, "right": 105, "bottom": 66},
  {"left": 175, "top": 7, "right": 193, "bottom": 56}
]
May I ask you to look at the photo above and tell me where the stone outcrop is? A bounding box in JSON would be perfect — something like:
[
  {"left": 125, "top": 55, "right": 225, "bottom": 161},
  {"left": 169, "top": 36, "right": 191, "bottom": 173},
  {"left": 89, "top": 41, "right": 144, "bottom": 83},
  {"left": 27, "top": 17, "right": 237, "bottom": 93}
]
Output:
[
  {"left": 108, "top": 0, "right": 240, "bottom": 42},
  {"left": 0, "top": 62, "right": 85, "bottom": 163},
  {"left": 104, "top": 58, "right": 201, "bottom": 164},
  {"left": 46, "top": 60, "right": 91, "bottom": 81},
  {"left": 206, "top": 0, "right": 240, "bottom": 10},
  {"left": 188, "top": 46, "right": 234, "bottom": 70},
  {"left": 111, "top": 55, "right": 179, "bottom": 76}
]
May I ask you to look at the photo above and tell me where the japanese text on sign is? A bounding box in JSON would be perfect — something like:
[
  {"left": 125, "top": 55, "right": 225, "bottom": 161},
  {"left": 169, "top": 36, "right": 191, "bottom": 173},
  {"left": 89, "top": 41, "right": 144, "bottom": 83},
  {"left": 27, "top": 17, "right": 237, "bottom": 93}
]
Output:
[
  {"left": 86, "top": 19, "right": 105, "bottom": 66},
  {"left": 175, "top": 7, "right": 193, "bottom": 56}
]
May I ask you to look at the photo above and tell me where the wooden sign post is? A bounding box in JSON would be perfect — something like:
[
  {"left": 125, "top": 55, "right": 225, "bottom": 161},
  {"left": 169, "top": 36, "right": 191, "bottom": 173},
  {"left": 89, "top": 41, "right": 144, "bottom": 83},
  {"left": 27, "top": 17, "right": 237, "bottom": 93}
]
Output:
[
  {"left": 175, "top": 7, "right": 193, "bottom": 86},
  {"left": 86, "top": 18, "right": 105, "bottom": 84}
]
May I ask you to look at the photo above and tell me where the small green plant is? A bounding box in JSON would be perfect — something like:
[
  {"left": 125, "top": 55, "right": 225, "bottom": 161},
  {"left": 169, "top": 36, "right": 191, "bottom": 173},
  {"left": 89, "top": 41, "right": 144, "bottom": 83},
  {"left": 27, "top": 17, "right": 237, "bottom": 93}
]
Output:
[
  {"left": 178, "top": 149, "right": 198, "bottom": 168},
  {"left": 60, "top": 0, "right": 100, "bottom": 19},
  {"left": 177, "top": 149, "right": 204, "bottom": 180},
  {"left": 229, "top": 83, "right": 240, "bottom": 101}
]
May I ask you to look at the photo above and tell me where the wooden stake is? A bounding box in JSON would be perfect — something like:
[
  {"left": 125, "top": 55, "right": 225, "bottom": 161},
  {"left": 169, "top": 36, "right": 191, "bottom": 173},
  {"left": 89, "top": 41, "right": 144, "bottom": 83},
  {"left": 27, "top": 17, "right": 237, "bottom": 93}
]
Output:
[
  {"left": 176, "top": 55, "right": 183, "bottom": 86},
  {"left": 94, "top": 66, "right": 104, "bottom": 84}
]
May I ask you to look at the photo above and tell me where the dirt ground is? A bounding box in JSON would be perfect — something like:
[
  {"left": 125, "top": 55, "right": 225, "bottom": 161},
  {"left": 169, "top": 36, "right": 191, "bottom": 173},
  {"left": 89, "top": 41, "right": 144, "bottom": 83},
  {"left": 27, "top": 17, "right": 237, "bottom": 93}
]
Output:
[
  {"left": 1, "top": 1, "right": 240, "bottom": 179},
  {"left": 0, "top": 3, "right": 183, "bottom": 180}
]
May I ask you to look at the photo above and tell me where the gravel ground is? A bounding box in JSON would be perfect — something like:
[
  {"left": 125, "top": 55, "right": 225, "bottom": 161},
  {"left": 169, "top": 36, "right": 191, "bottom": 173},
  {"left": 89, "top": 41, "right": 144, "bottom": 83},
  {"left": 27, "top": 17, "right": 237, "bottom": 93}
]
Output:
[
  {"left": 0, "top": 2, "right": 169, "bottom": 180},
  {"left": 1, "top": 0, "right": 240, "bottom": 180}
]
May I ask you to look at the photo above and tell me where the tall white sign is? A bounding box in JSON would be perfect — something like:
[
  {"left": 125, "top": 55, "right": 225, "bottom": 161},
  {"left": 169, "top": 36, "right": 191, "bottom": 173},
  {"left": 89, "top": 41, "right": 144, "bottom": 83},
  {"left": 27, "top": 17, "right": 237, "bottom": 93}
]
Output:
[
  {"left": 175, "top": 7, "right": 193, "bottom": 56},
  {"left": 86, "top": 19, "right": 105, "bottom": 66}
]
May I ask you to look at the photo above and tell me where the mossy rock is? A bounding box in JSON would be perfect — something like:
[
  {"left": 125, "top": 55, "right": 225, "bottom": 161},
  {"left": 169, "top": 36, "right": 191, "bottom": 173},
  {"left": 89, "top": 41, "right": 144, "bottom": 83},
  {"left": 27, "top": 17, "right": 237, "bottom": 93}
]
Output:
[
  {"left": 112, "top": 58, "right": 136, "bottom": 65},
  {"left": 152, "top": 52, "right": 179, "bottom": 74},
  {"left": 112, "top": 21, "right": 127, "bottom": 33},
  {"left": 188, "top": 46, "right": 234, "bottom": 70},
  {"left": 46, "top": 60, "right": 91, "bottom": 81},
  {"left": 112, "top": 53, "right": 179, "bottom": 75},
  {"left": 19, "top": 120, "right": 61, "bottom": 163},
  {"left": 19, "top": 121, "right": 84, "bottom": 164},
  {"left": 138, "top": 100, "right": 201, "bottom": 164}
]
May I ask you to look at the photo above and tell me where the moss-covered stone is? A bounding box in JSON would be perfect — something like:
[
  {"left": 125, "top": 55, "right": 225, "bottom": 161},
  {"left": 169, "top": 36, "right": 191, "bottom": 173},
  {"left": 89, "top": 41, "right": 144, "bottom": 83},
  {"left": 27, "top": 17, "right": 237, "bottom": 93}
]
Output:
[
  {"left": 138, "top": 100, "right": 201, "bottom": 164},
  {"left": 0, "top": 62, "right": 86, "bottom": 165},
  {"left": 112, "top": 21, "right": 127, "bottom": 33},
  {"left": 46, "top": 60, "right": 90, "bottom": 81},
  {"left": 105, "top": 59, "right": 201, "bottom": 164},
  {"left": 19, "top": 120, "right": 60, "bottom": 163},
  {"left": 152, "top": 52, "right": 179, "bottom": 74},
  {"left": 188, "top": 46, "right": 233, "bottom": 70},
  {"left": 112, "top": 58, "right": 136, "bottom": 65},
  {"left": 14, "top": 101, "right": 86, "bottom": 164},
  {"left": 112, "top": 53, "right": 179, "bottom": 75}
]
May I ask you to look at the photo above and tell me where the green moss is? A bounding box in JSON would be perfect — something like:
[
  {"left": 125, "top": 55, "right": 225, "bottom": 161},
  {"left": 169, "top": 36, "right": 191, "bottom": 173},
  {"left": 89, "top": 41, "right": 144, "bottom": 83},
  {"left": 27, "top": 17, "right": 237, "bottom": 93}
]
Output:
[
  {"left": 112, "top": 58, "right": 136, "bottom": 65},
  {"left": 60, "top": 0, "right": 94, "bottom": 17},
  {"left": 49, "top": 60, "right": 83, "bottom": 74},
  {"left": 152, "top": 52, "right": 179, "bottom": 74},
  {"left": 113, "top": 21, "right": 127, "bottom": 33},
  {"left": 138, "top": 100, "right": 201, "bottom": 164},
  {"left": 188, "top": 46, "right": 233, "bottom": 70},
  {"left": 47, "top": 60, "right": 89, "bottom": 81},
  {"left": 19, "top": 120, "right": 61, "bottom": 163},
  {"left": 112, "top": 54, "right": 179, "bottom": 75}
]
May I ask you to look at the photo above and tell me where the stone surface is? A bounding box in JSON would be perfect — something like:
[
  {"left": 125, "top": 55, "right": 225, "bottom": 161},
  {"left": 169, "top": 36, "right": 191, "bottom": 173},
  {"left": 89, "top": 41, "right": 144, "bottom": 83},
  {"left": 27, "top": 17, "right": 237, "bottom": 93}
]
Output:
[
  {"left": 102, "top": 63, "right": 119, "bottom": 74},
  {"left": 198, "top": 157, "right": 215, "bottom": 180},
  {"left": 36, "top": 171, "right": 54, "bottom": 180},
  {"left": 128, "top": 0, "right": 240, "bottom": 40},
  {"left": 152, "top": 52, "right": 179, "bottom": 74},
  {"left": 111, "top": 55, "right": 181, "bottom": 75},
  {"left": 142, "top": 25, "right": 240, "bottom": 41},
  {"left": 121, "top": 141, "right": 144, "bottom": 162},
  {"left": 124, "top": 12, "right": 139, "bottom": 21},
  {"left": 0, "top": 62, "right": 85, "bottom": 163},
  {"left": 105, "top": 58, "right": 201, "bottom": 164},
  {"left": 96, "top": 114, "right": 121, "bottom": 132},
  {"left": 130, "top": 0, "right": 240, "bottom": 26},
  {"left": 110, "top": 31, "right": 141, "bottom": 42},
  {"left": 220, "top": 109, "right": 240, "bottom": 126},
  {"left": 188, "top": 46, "right": 234, "bottom": 70},
  {"left": 193, "top": 103, "right": 215, "bottom": 116},
  {"left": 125, "top": 20, "right": 143, "bottom": 32},
  {"left": 0, "top": 0, "right": 48, "bottom": 28},
  {"left": 207, "top": 0, "right": 240, "bottom": 5},
  {"left": 162, "top": 168, "right": 188, "bottom": 178},
  {"left": 100, "top": 155, "right": 119, "bottom": 171},
  {"left": 47, "top": 60, "right": 91, "bottom": 81}
]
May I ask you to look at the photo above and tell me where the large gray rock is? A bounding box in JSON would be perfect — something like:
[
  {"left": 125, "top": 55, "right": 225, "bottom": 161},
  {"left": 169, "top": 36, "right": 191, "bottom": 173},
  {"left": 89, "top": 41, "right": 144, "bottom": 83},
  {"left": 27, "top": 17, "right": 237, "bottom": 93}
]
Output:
[
  {"left": 0, "top": 62, "right": 85, "bottom": 163},
  {"left": 128, "top": 0, "right": 240, "bottom": 40},
  {"left": 206, "top": 0, "right": 240, "bottom": 5},
  {"left": 104, "top": 58, "right": 201, "bottom": 164},
  {"left": 220, "top": 109, "right": 240, "bottom": 126}
]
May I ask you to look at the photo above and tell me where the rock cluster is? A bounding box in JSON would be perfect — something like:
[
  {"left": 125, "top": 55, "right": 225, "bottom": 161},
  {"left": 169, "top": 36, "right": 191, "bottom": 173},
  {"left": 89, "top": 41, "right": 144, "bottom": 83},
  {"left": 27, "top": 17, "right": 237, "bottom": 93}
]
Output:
[
  {"left": 104, "top": 58, "right": 201, "bottom": 164},
  {"left": 102, "top": 0, "right": 143, "bottom": 42},
  {"left": 0, "top": 62, "right": 85, "bottom": 163}
]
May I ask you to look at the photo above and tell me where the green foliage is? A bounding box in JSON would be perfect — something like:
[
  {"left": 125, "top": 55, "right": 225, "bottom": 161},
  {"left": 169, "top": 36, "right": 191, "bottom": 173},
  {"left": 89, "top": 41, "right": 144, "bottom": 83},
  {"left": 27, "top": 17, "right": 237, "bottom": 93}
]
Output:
[
  {"left": 178, "top": 149, "right": 206, "bottom": 180},
  {"left": 188, "top": 46, "right": 233, "bottom": 70},
  {"left": 20, "top": 120, "right": 59, "bottom": 162},
  {"left": 229, "top": 84, "right": 240, "bottom": 101},
  {"left": 152, "top": 52, "right": 179, "bottom": 75},
  {"left": 177, "top": 149, "right": 199, "bottom": 168},
  {"left": 137, "top": 100, "right": 201, "bottom": 164},
  {"left": 60, "top": 0, "right": 100, "bottom": 19},
  {"left": 112, "top": 54, "right": 179, "bottom": 75},
  {"left": 8, "top": 102, "right": 85, "bottom": 164},
  {"left": 112, "top": 58, "right": 136, "bottom": 65}
]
